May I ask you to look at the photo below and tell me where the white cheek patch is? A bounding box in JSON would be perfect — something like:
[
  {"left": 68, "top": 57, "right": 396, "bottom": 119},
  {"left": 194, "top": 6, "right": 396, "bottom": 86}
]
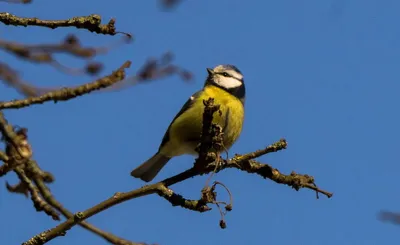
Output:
[{"left": 217, "top": 76, "right": 242, "bottom": 89}]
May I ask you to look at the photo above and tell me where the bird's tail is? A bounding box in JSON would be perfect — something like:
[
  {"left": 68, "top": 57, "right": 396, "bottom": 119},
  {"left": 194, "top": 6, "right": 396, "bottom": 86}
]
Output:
[{"left": 130, "top": 153, "right": 171, "bottom": 182}]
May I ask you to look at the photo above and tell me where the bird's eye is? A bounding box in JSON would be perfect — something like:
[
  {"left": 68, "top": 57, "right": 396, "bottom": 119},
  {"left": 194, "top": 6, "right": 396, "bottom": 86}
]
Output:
[{"left": 222, "top": 72, "right": 229, "bottom": 77}]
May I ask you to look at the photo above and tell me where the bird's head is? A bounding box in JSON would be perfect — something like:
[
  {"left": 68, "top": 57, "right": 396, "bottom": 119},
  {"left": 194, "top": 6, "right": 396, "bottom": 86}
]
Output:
[{"left": 205, "top": 64, "right": 245, "bottom": 102}]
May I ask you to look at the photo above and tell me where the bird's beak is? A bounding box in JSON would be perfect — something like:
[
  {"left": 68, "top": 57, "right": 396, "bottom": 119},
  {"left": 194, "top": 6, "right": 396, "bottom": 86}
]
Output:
[{"left": 206, "top": 68, "right": 214, "bottom": 76}]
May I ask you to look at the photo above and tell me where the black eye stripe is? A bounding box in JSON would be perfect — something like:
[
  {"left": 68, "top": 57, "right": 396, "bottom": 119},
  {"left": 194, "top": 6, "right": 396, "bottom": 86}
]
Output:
[
  {"left": 216, "top": 72, "right": 231, "bottom": 77},
  {"left": 216, "top": 72, "right": 242, "bottom": 82}
]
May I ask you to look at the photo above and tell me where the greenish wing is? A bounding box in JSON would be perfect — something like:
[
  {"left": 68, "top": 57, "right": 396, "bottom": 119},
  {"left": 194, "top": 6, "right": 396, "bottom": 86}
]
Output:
[{"left": 159, "top": 90, "right": 203, "bottom": 150}]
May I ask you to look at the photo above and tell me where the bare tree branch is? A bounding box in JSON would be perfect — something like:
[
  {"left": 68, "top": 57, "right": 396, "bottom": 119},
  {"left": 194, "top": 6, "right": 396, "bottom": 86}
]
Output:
[
  {"left": 0, "top": 114, "right": 144, "bottom": 244},
  {"left": 1, "top": 52, "right": 191, "bottom": 245},
  {"left": 0, "top": 2, "right": 196, "bottom": 245},
  {"left": 0, "top": 13, "right": 129, "bottom": 36},
  {"left": 34, "top": 176, "right": 139, "bottom": 245},
  {"left": 14, "top": 166, "right": 60, "bottom": 220},
  {"left": 0, "top": 61, "right": 130, "bottom": 109},
  {"left": 22, "top": 98, "right": 332, "bottom": 245},
  {"left": 1, "top": 2, "right": 332, "bottom": 245}
]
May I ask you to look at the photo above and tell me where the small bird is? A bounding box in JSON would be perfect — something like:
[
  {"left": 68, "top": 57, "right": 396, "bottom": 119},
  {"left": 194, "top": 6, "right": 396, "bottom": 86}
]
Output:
[{"left": 131, "top": 64, "right": 245, "bottom": 182}]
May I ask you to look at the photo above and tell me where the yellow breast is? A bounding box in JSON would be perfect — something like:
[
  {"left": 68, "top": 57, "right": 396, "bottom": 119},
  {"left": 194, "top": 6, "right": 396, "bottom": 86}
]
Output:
[{"left": 161, "top": 85, "right": 244, "bottom": 157}]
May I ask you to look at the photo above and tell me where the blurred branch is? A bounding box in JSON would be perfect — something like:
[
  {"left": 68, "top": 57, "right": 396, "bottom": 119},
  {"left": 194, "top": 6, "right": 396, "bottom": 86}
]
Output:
[
  {"left": 160, "top": 0, "right": 183, "bottom": 9},
  {"left": 103, "top": 52, "right": 192, "bottom": 92},
  {"left": 0, "top": 34, "right": 131, "bottom": 62},
  {"left": 0, "top": 13, "right": 129, "bottom": 36},
  {"left": 0, "top": 34, "right": 133, "bottom": 98},
  {"left": 24, "top": 98, "right": 332, "bottom": 245},
  {"left": 0, "top": 53, "right": 191, "bottom": 110},
  {"left": 0, "top": 0, "right": 31, "bottom": 3},
  {"left": 0, "top": 63, "right": 42, "bottom": 97},
  {"left": 378, "top": 210, "right": 400, "bottom": 225}
]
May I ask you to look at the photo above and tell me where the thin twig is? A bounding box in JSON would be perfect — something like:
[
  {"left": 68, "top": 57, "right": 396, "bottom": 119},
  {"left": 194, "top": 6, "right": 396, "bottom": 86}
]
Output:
[
  {"left": 14, "top": 167, "right": 60, "bottom": 220},
  {"left": 0, "top": 61, "right": 131, "bottom": 110},
  {"left": 231, "top": 138, "right": 288, "bottom": 162},
  {"left": 157, "top": 184, "right": 211, "bottom": 212}
]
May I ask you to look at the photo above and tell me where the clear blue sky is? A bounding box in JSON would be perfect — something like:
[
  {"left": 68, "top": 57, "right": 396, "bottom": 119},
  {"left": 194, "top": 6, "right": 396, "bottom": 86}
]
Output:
[{"left": 1, "top": 0, "right": 399, "bottom": 244}]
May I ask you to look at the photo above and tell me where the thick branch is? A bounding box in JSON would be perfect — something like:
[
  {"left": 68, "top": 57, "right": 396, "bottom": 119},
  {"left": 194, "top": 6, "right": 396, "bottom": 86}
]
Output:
[
  {"left": 0, "top": 13, "right": 125, "bottom": 36},
  {"left": 161, "top": 139, "right": 332, "bottom": 198},
  {"left": 22, "top": 139, "right": 294, "bottom": 245},
  {"left": 23, "top": 97, "right": 332, "bottom": 245},
  {"left": 23, "top": 98, "right": 221, "bottom": 245},
  {"left": 23, "top": 181, "right": 212, "bottom": 245},
  {"left": 23, "top": 183, "right": 159, "bottom": 245}
]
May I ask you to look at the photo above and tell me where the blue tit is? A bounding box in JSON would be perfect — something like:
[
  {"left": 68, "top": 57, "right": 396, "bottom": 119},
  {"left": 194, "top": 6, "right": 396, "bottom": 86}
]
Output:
[{"left": 131, "top": 64, "right": 245, "bottom": 182}]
